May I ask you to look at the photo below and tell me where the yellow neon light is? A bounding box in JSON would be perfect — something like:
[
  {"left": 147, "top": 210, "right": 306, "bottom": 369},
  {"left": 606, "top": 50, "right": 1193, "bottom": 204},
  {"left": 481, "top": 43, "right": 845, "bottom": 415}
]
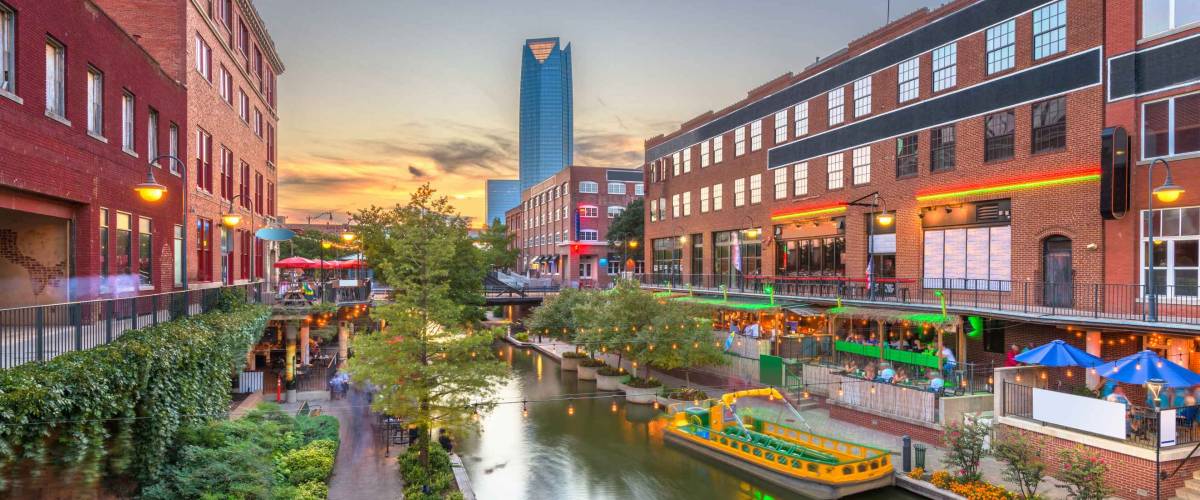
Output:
[
  {"left": 770, "top": 205, "right": 847, "bottom": 222},
  {"left": 915, "top": 171, "right": 1101, "bottom": 202}
]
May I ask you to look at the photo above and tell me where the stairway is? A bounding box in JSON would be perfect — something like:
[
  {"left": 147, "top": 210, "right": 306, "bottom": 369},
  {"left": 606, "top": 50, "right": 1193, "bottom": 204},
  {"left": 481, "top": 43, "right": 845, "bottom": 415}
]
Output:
[{"left": 1172, "top": 469, "right": 1200, "bottom": 500}]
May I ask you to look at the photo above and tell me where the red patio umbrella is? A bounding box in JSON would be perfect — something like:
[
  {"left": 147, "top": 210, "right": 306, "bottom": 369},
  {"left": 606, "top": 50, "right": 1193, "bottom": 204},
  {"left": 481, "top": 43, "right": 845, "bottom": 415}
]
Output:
[{"left": 275, "top": 256, "right": 319, "bottom": 269}]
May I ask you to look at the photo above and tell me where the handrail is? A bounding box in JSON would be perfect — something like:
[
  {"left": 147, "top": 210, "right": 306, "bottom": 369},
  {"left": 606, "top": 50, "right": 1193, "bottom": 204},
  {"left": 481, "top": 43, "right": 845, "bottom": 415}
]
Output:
[{"left": 1164, "top": 440, "right": 1200, "bottom": 480}]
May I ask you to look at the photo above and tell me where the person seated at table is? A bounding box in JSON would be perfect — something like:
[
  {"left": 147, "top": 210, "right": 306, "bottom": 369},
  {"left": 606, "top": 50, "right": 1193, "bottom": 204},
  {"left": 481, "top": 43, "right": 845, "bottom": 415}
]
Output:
[
  {"left": 745, "top": 320, "right": 761, "bottom": 339},
  {"left": 908, "top": 338, "right": 922, "bottom": 352},
  {"left": 878, "top": 363, "right": 896, "bottom": 383},
  {"left": 863, "top": 362, "right": 878, "bottom": 381},
  {"left": 1004, "top": 344, "right": 1021, "bottom": 367},
  {"left": 1182, "top": 395, "right": 1199, "bottom": 426},
  {"left": 1107, "top": 386, "right": 1130, "bottom": 406},
  {"left": 928, "top": 371, "right": 945, "bottom": 393},
  {"left": 888, "top": 337, "right": 903, "bottom": 350},
  {"left": 893, "top": 367, "right": 910, "bottom": 385},
  {"left": 1098, "top": 378, "right": 1117, "bottom": 399}
]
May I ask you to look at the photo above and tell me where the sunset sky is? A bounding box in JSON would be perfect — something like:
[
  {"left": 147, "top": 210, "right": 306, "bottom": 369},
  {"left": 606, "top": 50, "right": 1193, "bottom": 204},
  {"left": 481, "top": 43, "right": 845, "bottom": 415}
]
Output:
[{"left": 256, "top": 0, "right": 942, "bottom": 225}]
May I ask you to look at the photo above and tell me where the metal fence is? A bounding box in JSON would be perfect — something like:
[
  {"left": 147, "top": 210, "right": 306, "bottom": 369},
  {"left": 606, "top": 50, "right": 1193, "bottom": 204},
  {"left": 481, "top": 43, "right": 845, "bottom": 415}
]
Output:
[
  {"left": 0, "top": 282, "right": 263, "bottom": 369},
  {"left": 636, "top": 274, "right": 1200, "bottom": 326}
]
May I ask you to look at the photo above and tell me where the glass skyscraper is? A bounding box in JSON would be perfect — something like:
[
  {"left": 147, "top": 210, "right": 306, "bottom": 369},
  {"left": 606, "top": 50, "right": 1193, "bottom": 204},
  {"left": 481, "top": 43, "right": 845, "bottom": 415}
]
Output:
[
  {"left": 485, "top": 179, "right": 521, "bottom": 227},
  {"left": 519, "top": 37, "right": 573, "bottom": 191}
]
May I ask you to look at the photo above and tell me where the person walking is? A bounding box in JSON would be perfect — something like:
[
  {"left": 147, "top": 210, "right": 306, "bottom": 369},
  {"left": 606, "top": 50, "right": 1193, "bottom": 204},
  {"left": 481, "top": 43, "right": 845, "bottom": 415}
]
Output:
[{"left": 437, "top": 428, "right": 454, "bottom": 454}]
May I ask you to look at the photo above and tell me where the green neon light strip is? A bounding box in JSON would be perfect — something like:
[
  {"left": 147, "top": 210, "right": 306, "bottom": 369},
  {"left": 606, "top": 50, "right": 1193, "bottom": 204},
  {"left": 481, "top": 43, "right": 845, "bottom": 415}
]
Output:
[{"left": 916, "top": 172, "right": 1100, "bottom": 201}]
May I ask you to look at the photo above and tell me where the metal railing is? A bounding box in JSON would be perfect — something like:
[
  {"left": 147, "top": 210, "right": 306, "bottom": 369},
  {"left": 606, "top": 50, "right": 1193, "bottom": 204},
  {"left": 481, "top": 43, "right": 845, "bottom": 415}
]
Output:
[
  {"left": 0, "top": 282, "right": 263, "bottom": 369},
  {"left": 635, "top": 273, "right": 1200, "bottom": 326}
]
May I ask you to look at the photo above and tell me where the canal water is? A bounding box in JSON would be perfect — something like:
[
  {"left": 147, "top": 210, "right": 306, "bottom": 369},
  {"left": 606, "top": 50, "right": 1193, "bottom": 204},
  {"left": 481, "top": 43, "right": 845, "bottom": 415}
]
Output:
[{"left": 456, "top": 344, "right": 919, "bottom": 500}]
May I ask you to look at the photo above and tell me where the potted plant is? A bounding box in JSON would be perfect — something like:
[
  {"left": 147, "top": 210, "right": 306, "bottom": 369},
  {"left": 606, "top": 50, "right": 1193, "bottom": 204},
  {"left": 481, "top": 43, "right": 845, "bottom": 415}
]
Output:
[
  {"left": 560, "top": 351, "right": 587, "bottom": 371},
  {"left": 619, "top": 376, "right": 663, "bottom": 404},
  {"left": 660, "top": 387, "right": 708, "bottom": 408},
  {"left": 595, "top": 366, "right": 630, "bottom": 391},
  {"left": 577, "top": 358, "right": 608, "bottom": 381}
]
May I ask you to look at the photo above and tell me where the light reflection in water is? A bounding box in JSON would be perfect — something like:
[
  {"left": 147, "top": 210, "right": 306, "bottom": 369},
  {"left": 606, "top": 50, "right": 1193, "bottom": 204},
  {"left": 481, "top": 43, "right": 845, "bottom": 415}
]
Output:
[{"left": 456, "top": 347, "right": 915, "bottom": 500}]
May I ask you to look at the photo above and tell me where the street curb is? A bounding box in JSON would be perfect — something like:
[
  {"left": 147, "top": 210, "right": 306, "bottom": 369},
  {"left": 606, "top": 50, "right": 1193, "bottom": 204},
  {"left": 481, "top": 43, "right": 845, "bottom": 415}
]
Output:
[
  {"left": 449, "top": 453, "right": 476, "bottom": 500},
  {"left": 895, "top": 474, "right": 965, "bottom": 500}
]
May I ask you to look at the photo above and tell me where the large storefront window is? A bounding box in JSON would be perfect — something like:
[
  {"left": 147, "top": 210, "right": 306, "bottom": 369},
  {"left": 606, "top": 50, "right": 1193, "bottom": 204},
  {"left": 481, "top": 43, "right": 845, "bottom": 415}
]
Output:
[
  {"left": 923, "top": 226, "right": 1011, "bottom": 290},
  {"left": 651, "top": 237, "right": 682, "bottom": 277},
  {"left": 115, "top": 212, "right": 132, "bottom": 276},
  {"left": 714, "top": 229, "right": 762, "bottom": 287},
  {"left": 690, "top": 234, "right": 703, "bottom": 284},
  {"left": 775, "top": 237, "right": 846, "bottom": 276},
  {"left": 1143, "top": 206, "right": 1200, "bottom": 297}
]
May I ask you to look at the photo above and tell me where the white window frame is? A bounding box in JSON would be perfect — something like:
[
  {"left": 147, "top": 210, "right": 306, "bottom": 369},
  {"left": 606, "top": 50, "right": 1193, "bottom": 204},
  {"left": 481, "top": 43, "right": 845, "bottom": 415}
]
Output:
[
  {"left": 238, "top": 89, "right": 249, "bottom": 122},
  {"left": 1142, "top": 92, "right": 1200, "bottom": 160},
  {"left": 683, "top": 147, "right": 692, "bottom": 173},
  {"left": 168, "top": 123, "right": 180, "bottom": 174},
  {"left": 774, "top": 168, "right": 787, "bottom": 200},
  {"left": 713, "top": 136, "right": 724, "bottom": 163},
  {"left": 578, "top": 181, "right": 599, "bottom": 193},
  {"left": 898, "top": 57, "right": 919, "bottom": 103},
  {"left": 87, "top": 68, "right": 104, "bottom": 135},
  {"left": 932, "top": 42, "right": 957, "bottom": 92},
  {"left": 700, "top": 186, "right": 710, "bottom": 213},
  {"left": 794, "top": 102, "right": 809, "bottom": 137},
  {"left": 634, "top": 183, "right": 644, "bottom": 196},
  {"left": 986, "top": 20, "right": 1016, "bottom": 74},
  {"left": 1142, "top": 0, "right": 1200, "bottom": 38},
  {"left": 701, "top": 141, "right": 710, "bottom": 167},
  {"left": 1141, "top": 206, "right": 1200, "bottom": 298},
  {"left": 749, "top": 174, "right": 762, "bottom": 204},
  {"left": 734, "top": 178, "right": 746, "bottom": 207},
  {"left": 734, "top": 127, "right": 746, "bottom": 156},
  {"left": 607, "top": 182, "right": 626, "bottom": 195},
  {"left": 923, "top": 226, "right": 1012, "bottom": 291},
  {"left": 852, "top": 146, "right": 871, "bottom": 185},
  {"left": 0, "top": 4, "right": 13, "bottom": 93},
  {"left": 750, "top": 120, "right": 763, "bottom": 151},
  {"left": 194, "top": 34, "right": 211, "bottom": 80},
  {"left": 793, "top": 162, "right": 809, "bottom": 196},
  {"left": 853, "top": 77, "right": 872, "bottom": 118},
  {"left": 45, "top": 39, "right": 66, "bottom": 117},
  {"left": 683, "top": 191, "right": 692, "bottom": 216},
  {"left": 712, "top": 184, "right": 724, "bottom": 211},
  {"left": 827, "top": 154, "right": 844, "bottom": 190},
  {"left": 579, "top": 205, "right": 599, "bottom": 218},
  {"left": 1033, "top": 0, "right": 1067, "bottom": 60},
  {"left": 607, "top": 206, "right": 623, "bottom": 218},
  {"left": 774, "top": 109, "right": 788, "bottom": 144},
  {"left": 673, "top": 151, "right": 682, "bottom": 176},
  {"left": 122, "top": 92, "right": 136, "bottom": 152},
  {"left": 828, "top": 87, "right": 845, "bottom": 126},
  {"left": 672, "top": 194, "right": 681, "bottom": 218}
]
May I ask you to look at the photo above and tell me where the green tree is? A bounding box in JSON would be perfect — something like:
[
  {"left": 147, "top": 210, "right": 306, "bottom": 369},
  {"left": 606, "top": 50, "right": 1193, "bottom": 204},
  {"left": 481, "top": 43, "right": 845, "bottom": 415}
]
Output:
[
  {"left": 992, "top": 430, "right": 1046, "bottom": 500},
  {"left": 288, "top": 229, "right": 340, "bottom": 260},
  {"left": 525, "top": 287, "right": 595, "bottom": 342},
  {"left": 345, "top": 185, "right": 508, "bottom": 473},
  {"left": 634, "top": 295, "right": 724, "bottom": 384},
  {"left": 478, "top": 219, "right": 519, "bottom": 271},
  {"left": 606, "top": 198, "right": 643, "bottom": 247}
]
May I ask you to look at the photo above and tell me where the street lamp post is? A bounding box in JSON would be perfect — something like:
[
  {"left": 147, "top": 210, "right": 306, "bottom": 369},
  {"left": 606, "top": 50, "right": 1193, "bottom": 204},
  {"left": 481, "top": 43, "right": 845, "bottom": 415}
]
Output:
[
  {"left": 221, "top": 194, "right": 255, "bottom": 286},
  {"left": 1146, "top": 158, "right": 1184, "bottom": 321},
  {"left": 134, "top": 155, "right": 189, "bottom": 289}
]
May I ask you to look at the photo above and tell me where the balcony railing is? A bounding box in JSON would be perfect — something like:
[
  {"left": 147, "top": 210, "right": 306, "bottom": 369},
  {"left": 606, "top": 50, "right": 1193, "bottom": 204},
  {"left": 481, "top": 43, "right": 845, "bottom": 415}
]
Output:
[
  {"left": 634, "top": 273, "right": 1200, "bottom": 326},
  {"left": 0, "top": 283, "right": 264, "bottom": 369}
]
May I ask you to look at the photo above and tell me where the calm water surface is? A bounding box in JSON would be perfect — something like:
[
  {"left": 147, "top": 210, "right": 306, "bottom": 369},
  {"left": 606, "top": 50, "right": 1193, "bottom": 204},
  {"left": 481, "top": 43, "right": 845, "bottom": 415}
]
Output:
[{"left": 456, "top": 345, "right": 919, "bottom": 500}]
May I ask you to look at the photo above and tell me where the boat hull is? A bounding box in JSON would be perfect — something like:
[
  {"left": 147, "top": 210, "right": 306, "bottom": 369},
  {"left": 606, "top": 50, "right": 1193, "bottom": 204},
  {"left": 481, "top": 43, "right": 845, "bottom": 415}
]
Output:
[{"left": 663, "top": 430, "right": 893, "bottom": 500}]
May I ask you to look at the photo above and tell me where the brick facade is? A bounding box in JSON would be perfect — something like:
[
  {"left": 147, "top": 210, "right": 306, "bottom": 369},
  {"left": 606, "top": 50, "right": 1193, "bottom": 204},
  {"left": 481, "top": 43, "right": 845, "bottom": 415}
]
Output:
[
  {"left": 0, "top": 0, "right": 187, "bottom": 305},
  {"left": 506, "top": 165, "right": 642, "bottom": 288},
  {"left": 96, "top": 0, "right": 283, "bottom": 287}
]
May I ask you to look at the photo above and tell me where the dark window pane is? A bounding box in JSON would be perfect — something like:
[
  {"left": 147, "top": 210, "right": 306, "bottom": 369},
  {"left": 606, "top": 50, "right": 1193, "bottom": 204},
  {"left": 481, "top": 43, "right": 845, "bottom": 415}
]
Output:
[
  {"left": 985, "top": 111, "right": 1015, "bottom": 162},
  {"left": 930, "top": 125, "right": 956, "bottom": 171},
  {"left": 1176, "top": 240, "right": 1199, "bottom": 268},
  {"left": 1164, "top": 208, "right": 1182, "bottom": 236},
  {"left": 896, "top": 134, "right": 918, "bottom": 177},
  {"left": 1176, "top": 270, "right": 1199, "bottom": 297},
  {"left": 1184, "top": 208, "right": 1200, "bottom": 236},
  {"left": 1031, "top": 97, "right": 1066, "bottom": 153},
  {"left": 1144, "top": 100, "right": 1170, "bottom": 158},
  {"left": 1152, "top": 240, "right": 1169, "bottom": 266},
  {"left": 1177, "top": 93, "right": 1200, "bottom": 155}
]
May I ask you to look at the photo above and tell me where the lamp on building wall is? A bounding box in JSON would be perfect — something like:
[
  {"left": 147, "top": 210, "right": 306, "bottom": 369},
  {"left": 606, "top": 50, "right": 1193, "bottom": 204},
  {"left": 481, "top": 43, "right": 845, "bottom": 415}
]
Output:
[
  {"left": 740, "top": 216, "right": 759, "bottom": 239},
  {"left": 1147, "top": 158, "right": 1184, "bottom": 321},
  {"left": 136, "top": 155, "right": 188, "bottom": 288}
]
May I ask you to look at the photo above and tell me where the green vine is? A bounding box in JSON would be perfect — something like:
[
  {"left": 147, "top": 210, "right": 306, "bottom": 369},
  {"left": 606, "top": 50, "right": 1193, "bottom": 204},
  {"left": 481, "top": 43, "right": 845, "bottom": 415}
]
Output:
[{"left": 0, "top": 303, "right": 270, "bottom": 492}]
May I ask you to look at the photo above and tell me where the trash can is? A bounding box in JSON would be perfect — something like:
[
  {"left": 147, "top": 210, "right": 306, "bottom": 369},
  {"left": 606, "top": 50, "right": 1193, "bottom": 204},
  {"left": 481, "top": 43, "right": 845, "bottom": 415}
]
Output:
[{"left": 914, "top": 444, "right": 927, "bottom": 470}]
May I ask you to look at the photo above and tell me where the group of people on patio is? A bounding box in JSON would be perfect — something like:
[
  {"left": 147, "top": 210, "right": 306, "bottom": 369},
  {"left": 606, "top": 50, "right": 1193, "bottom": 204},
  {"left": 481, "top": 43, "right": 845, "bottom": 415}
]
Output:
[
  {"left": 844, "top": 332, "right": 941, "bottom": 355},
  {"left": 843, "top": 358, "right": 951, "bottom": 394}
]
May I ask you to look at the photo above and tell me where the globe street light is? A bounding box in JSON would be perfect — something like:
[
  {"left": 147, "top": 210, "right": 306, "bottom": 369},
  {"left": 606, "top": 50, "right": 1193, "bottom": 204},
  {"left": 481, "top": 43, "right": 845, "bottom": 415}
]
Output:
[
  {"left": 134, "top": 155, "right": 188, "bottom": 289},
  {"left": 1147, "top": 158, "right": 1184, "bottom": 321}
]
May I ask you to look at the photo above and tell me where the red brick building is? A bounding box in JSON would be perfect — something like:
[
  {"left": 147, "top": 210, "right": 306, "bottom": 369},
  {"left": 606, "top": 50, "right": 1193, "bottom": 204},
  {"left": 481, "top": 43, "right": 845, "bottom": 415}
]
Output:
[
  {"left": 97, "top": 0, "right": 283, "bottom": 288},
  {"left": 507, "top": 165, "right": 643, "bottom": 288},
  {"left": 0, "top": 0, "right": 187, "bottom": 307}
]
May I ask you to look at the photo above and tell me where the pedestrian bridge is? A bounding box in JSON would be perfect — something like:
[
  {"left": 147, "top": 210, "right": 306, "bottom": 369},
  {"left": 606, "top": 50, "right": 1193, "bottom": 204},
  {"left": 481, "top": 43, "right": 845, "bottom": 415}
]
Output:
[{"left": 484, "top": 273, "right": 558, "bottom": 305}]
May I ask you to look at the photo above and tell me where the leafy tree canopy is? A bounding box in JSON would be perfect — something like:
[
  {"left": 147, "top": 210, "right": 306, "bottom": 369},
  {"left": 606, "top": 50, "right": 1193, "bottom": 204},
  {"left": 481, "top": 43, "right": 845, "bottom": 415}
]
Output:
[
  {"left": 606, "top": 198, "right": 643, "bottom": 247},
  {"left": 478, "top": 219, "right": 519, "bottom": 271}
]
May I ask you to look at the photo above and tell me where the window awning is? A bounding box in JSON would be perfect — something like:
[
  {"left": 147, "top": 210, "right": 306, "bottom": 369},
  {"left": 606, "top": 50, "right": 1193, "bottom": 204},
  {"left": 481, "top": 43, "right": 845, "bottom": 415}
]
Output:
[
  {"left": 826, "top": 305, "right": 959, "bottom": 327},
  {"left": 784, "top": 305, "right": 825, "bottom": 317}
]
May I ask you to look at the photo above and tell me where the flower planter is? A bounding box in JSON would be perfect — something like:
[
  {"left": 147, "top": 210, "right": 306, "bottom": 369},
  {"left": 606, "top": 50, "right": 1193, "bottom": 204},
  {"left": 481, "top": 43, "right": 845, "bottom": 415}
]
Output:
[
  {"left": 595, "top": 372, "right": 629, "bottom": 391},
  {"left": 559, "top": 356, "right": 580, "bottom": 371},
  {"left": 620, "top": 383, "right": 661, "bottom": 404},
  {"left": 577, "top": 364, "right": 600, "bottom": 380}
]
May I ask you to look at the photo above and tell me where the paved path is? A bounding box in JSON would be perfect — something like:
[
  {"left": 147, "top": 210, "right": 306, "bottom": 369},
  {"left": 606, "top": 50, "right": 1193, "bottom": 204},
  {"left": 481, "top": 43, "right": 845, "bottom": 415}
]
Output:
[{"left": 325, "top": 388, "right": 405, "bottom": 500}]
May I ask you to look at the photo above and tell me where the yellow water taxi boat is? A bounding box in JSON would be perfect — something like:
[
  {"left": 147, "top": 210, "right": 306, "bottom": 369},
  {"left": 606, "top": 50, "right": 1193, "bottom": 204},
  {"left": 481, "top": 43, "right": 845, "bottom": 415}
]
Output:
[{"left": 663, "top": 388, "right": 893, "bottom": 499}]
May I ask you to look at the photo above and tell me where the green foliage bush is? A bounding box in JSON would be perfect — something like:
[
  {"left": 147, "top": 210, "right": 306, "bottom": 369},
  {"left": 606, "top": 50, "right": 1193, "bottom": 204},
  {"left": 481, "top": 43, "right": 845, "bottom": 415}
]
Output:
[
  {"left": 560, "top": 351, "right": 588, "bottom": 359},
  {"left": 0, "top": 304, "right": 270, "bottom": 491},
  {"left": 295, "top": 414, "right": 340, "bottom": 443},
  {"left": 624, "top": 376, "right": 663, "bottom": 388},
  {"left": 400, "top": 444, "right": 460, "bottom": 499},
  {"left": 277, "top": 439, "right": 337, "bottom": 485},
  {"left": 579, "top": 358, "right": 609, "bottom": 368}
]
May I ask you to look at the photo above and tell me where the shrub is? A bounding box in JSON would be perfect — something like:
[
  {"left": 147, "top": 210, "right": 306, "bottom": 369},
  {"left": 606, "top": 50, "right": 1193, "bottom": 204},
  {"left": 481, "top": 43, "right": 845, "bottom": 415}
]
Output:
[
  {"left": 579, "top": 358, "right": 609, "bottom": 368},
  {"left": 399, "top": 444, "right": 459, "bottom": 499},
  {"left": 277, "top": 439, "right": 337, "bottom": 485},
  {"left": 597, "top": 366, "right": 627, "bottom": 376},
  {"left": 930, "top": 470, "right": 953, "bottom": 489},
  {"left": 1055, "top": 446, "right": 1114, "bottom": 500},
  {"left": 514, "top": 331, "right": 530, "bottom": 342},
  {"left": 665, "top": 387, "right": 708, "bottom": 401},
  {"left": 295, "top": 414, "right": 340, "bottom": 444},
  {"left": 940, "top": 418, "right": 990, "bottom": 482},
  {"left": 624, "top": 376, "right": 663, "bottom": 388},
  {"left": 944, "top": 480, "right": 1012, "bottom": 500},
  {"left": 992, "top": 431, "right": 1045, "bottom": 500},
  {"left": 906, "top": 467, "right": 925, "bottom": 480},
  {"left": 561, "top": 351, "right": 588, "bottom": 359}
]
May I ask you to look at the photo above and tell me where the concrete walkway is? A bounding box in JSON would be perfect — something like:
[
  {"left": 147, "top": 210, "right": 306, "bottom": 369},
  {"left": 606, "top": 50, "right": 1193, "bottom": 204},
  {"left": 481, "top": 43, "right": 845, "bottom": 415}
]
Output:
[{"left": 323, "top": 388, "right": 405, "bottom": 500}]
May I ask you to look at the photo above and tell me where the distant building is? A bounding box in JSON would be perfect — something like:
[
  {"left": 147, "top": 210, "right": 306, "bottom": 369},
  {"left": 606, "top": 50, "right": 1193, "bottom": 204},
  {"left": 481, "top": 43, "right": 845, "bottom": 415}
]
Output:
[
  {"left": 519, "top": 37, "right": 573, "bottom": 191},
  {"left": 506, "top": 166, "right": 642, "bottom": 288},
  {"left": 485, "top": 179, "right": 521, "bottom": 227}
]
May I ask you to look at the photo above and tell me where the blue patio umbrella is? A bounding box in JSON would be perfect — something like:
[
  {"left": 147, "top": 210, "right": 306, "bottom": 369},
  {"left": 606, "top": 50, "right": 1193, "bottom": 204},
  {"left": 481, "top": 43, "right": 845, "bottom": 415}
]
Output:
[
  {"left": 1094, "top": 350, "right": 1200, "bottom": 388},
  {"left": 1014, "top": 339, "right": 1103, "bottom": 367}
]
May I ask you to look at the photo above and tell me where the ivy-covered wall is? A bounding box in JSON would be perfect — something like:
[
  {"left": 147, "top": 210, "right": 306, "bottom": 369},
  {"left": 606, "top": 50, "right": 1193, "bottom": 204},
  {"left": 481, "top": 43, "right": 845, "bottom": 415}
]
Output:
[{"left": 0, "top": 302, "right": 270, "bottom": 493}]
